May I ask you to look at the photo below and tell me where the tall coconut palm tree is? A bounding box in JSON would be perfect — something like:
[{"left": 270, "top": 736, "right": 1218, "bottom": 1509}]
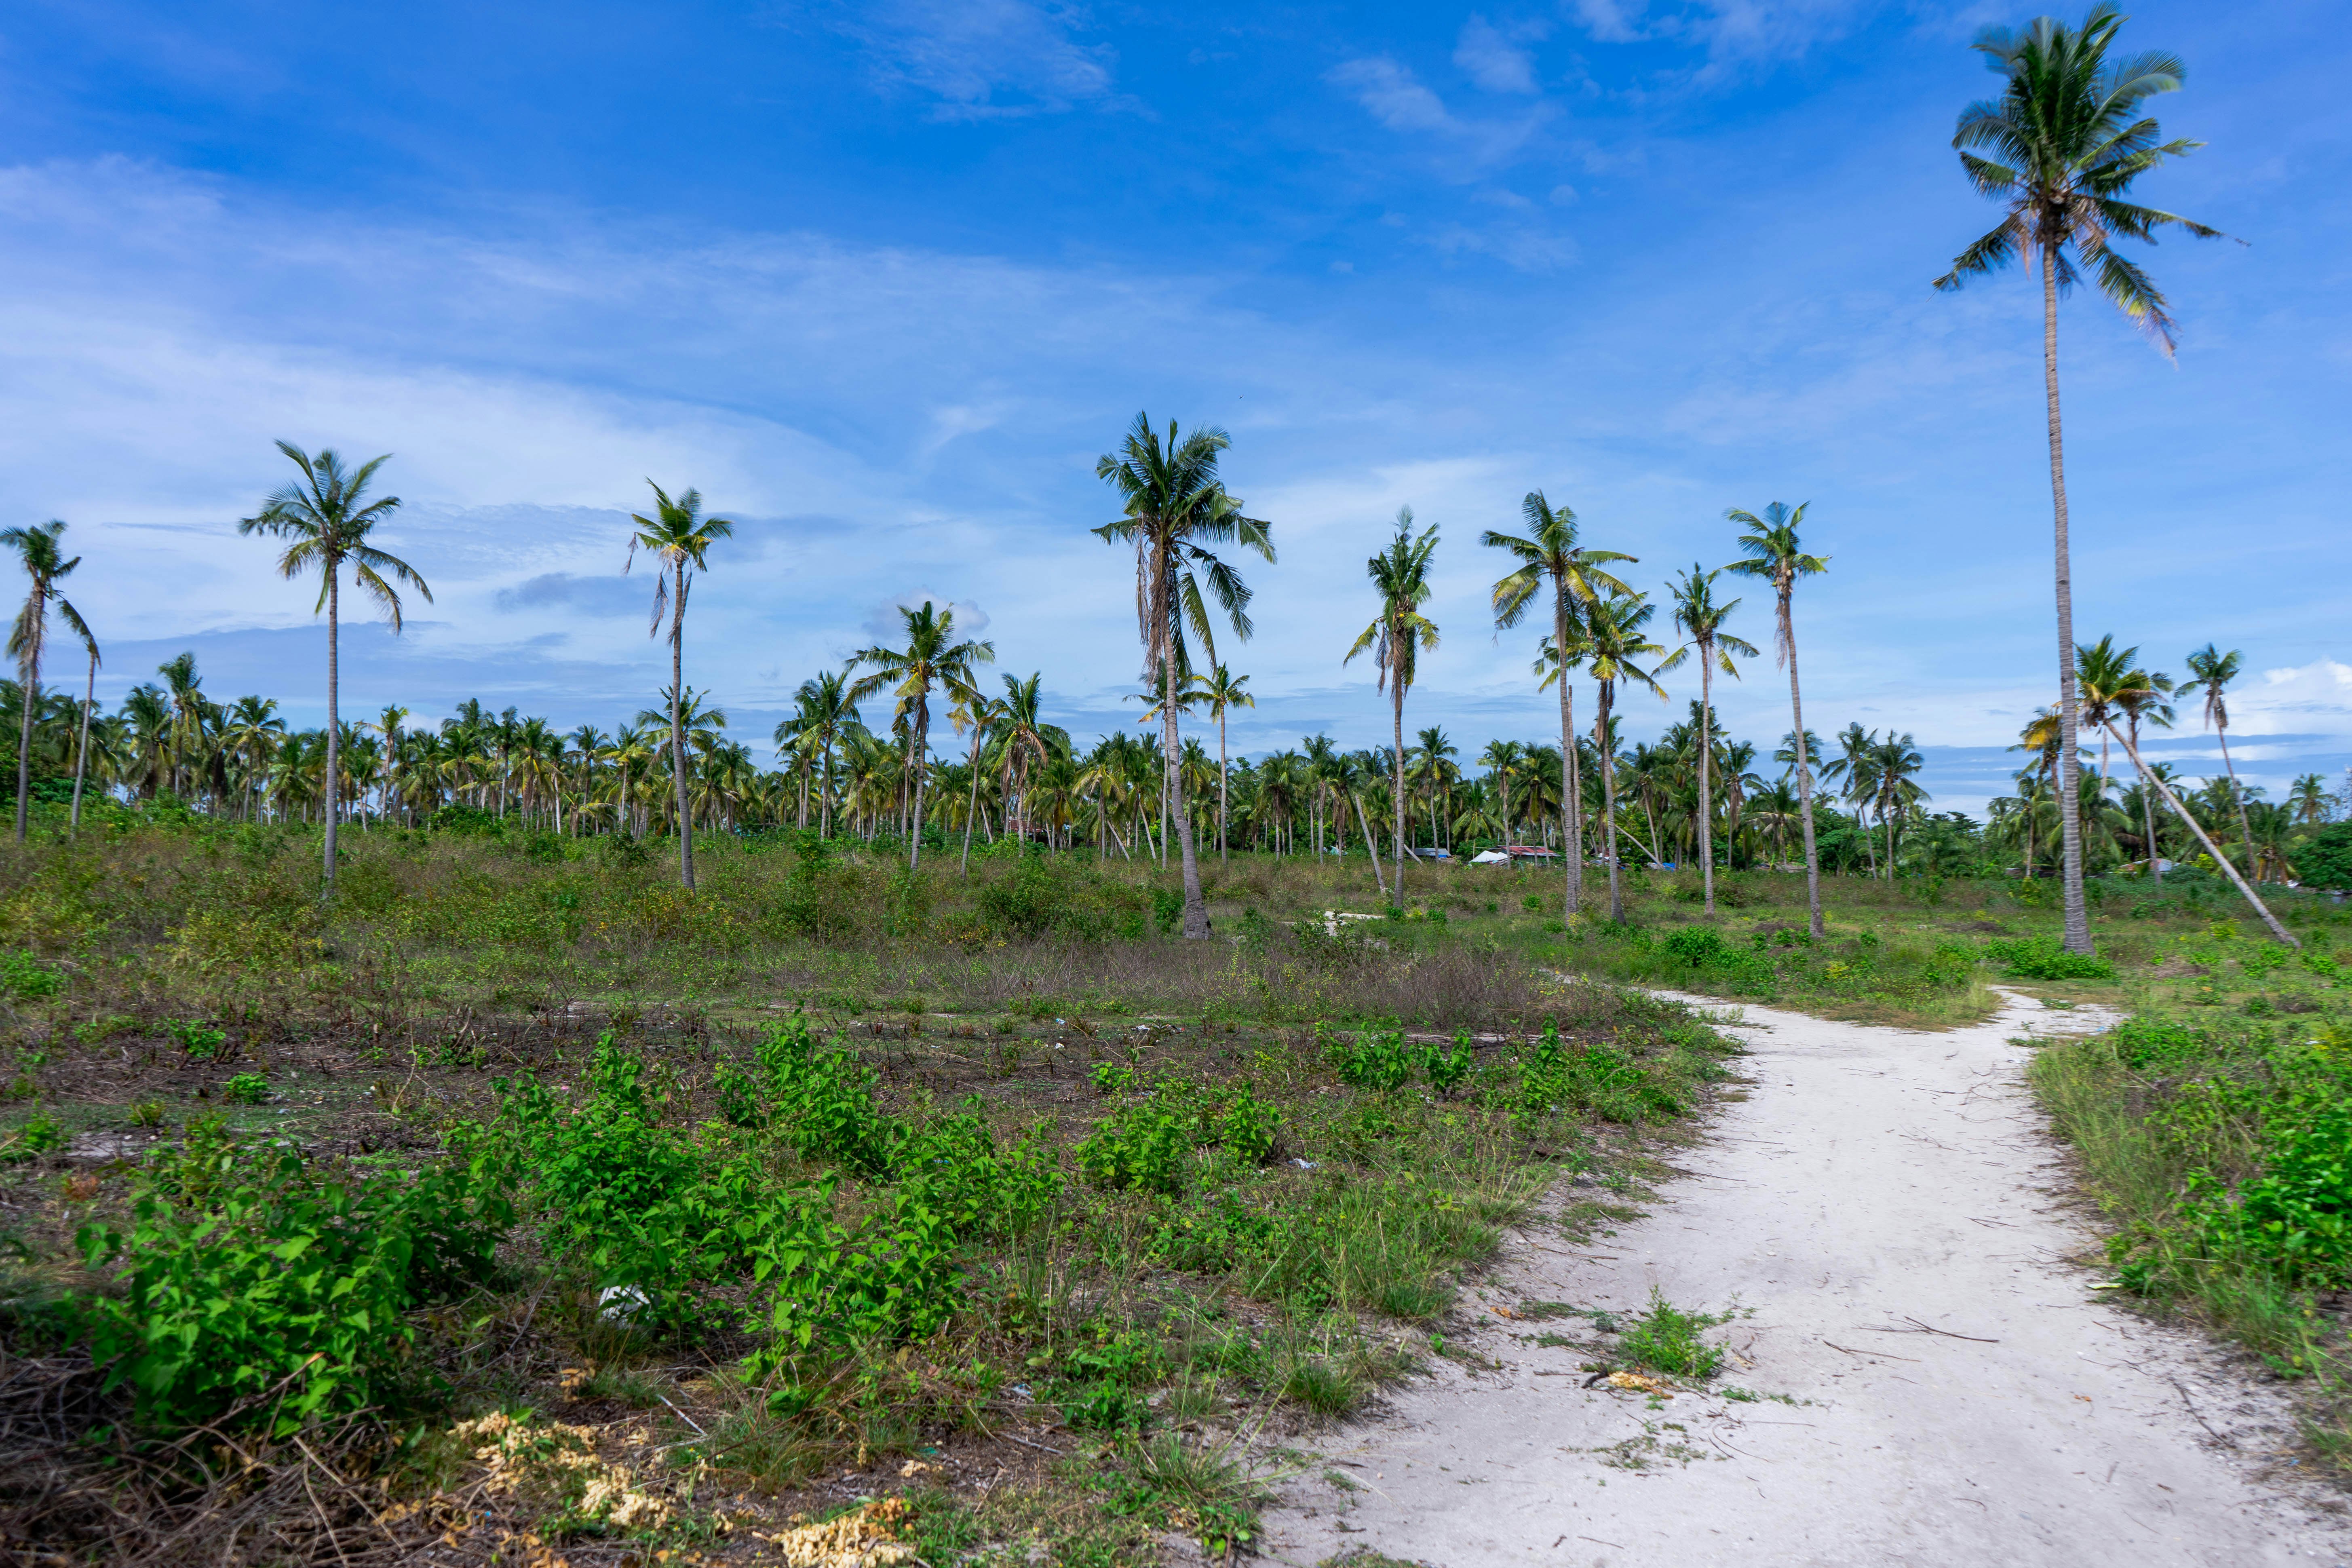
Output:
[
  {"left": 1196, "top": 665, "right": 1254, "bottom": 863},
  {"left": 777, "top": 670, "right": 862, "bottom": 841},
  {"left": 1869, "top": 731, "right": 1929, "bottom": 874},
  {"left": 848, "top": 600, "right": 995, "bottom": 869},
  {"left": 237, "top": 444, "right": 429, "bottom": 892},
  {"left": 1345, "top": 509, "right": 1440, "bottom": 904},
  {"left": 1661, "top": 563, "right": 1757, "bottom": 913},
  {"left": 1582, "top": 591, "right": 1667, "bottom": 921},
  {"left": 1483, "top": 491, "right": 1635, "bottom": 918},
  {"left": 1727, "top": 504, "right": 1829, "bottom": 937},
  {"left": 2290, "top": 773, "right": 2330, "bottom": 827},
  {"left": 625, "top": 481, "right": 732, "bottom": 886},
  {"left": 2178, "top": 644, "right": 2255, "bottom": 877},
  {"left": 1093, "top": 412, "right": 1274, "bottom": 939},
  {"left": 1413, "top": 725, "right": 1459, "bottom": 850},
  {"left": 1, "top": 521, "right": 95, "bottom": 842},
  {"left": 1935, "top": 4, "right": 2222, "bottom": 951}
]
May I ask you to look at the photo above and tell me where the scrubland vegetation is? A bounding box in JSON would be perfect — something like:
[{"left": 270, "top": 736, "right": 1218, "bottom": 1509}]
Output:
[{"left": 0, "top": 817, "right": 1751, "bottom": 1564}]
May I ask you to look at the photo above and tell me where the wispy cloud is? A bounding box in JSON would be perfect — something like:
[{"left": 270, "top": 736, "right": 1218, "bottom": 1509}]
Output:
[
  {"left": 831, "top": 0, "right": 1131, "bottom": 120},
  {"left": 1454, "top": 15, "right": 1544, "bottom": 95},
  {"left": 1325, "top": 56, "right": 1553, "bottom": 171}
]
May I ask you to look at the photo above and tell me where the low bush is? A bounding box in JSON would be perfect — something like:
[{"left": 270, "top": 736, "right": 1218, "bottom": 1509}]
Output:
[
  {"left": 1983, "top": 933, "right": 2114, "bottom": 981},
  {"left": 71, "top": 1129, "right": 511, "bottom": 1434}
]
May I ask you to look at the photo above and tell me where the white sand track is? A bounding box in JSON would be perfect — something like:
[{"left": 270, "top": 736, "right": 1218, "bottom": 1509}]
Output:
[{"left": 1262, "top": 990, "right": 2349, "bottom": 1568}]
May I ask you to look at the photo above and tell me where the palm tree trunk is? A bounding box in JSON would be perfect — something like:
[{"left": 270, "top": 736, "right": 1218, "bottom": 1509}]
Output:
[
  {"left": 2104, "top": 721, "right": 2297, "bottom": 948},
  {"left": 670, "top": 563, "right": 694, "bottom": 890},
  {"left": 908, "top": 697, "right": 929, "bottom": 870},
  {"left": 13, "top": 598, "right": 39, "bottom": 844},
  {"left": 1391, "top": 685, "right": 1407, "bottom": 905},
  {"left": 322, "top": 568, "right": 340, "bottom": 893},
  {"left": 1217, "top": 712, "right": 1229, "bottom": 866},
  {"left": 1162, "top": 591, "right": 1210, "bottom": 938},
  {"left": 2040, "top": 248, "right": 2092, "bottom": 953},
  {"left": 2215, "top": 722, "right": 2256, "bottom": 877},
  {"left": 960, "top": 728, "right": 983, "bottom": 874},
  {"left": 1782, "top": 589, "right": 1823, "bottom": 939},
  {"left": 1598, "top": 682, "right": 1624, "bottom": 921},
  {"left": 2130, "top": 716, "right": 2162, "bottom": 883},
  {"left": 69, "top": 648, "right": 95, "bottom": 838},
  {"left": 1698, "top": 648, "right": 1715, "bottom": 913}
]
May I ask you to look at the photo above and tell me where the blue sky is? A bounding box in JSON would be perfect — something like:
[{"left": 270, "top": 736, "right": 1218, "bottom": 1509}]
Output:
[{"left": 0, "top": 0, "right": 2345, "bottom": 819}]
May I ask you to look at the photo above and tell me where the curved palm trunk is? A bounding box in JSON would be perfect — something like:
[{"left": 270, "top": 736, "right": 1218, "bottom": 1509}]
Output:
[
  {"left": 70, "top": 648, "right": 95, "bottom": 838},
  {"left": 2104, "top": 721, "right": 2297, "bottom": 948},
  {"left": 670, "top": 562, "right": 694, "bottom": 890},
  {"left": 2041, "top": 248, "right": 2092, "bottom": 954},
  {"left": 1353, "top": 789, "right": 1388, "bottom": 899},
  {"left": 13, "top": 599, "right": 40, "bottom": 844},
  {"left": 323, "top": 568, "right": 340, "bottom": 893},
  {"left": 1557, "top": 588, "right": 1582, "bottom": 920},
  {"left": 1698, "top": 648, "right": 1715, "bottom": 913},
  {"left": 1782, "top": 587, "right": 1823, "bottom": 939}
]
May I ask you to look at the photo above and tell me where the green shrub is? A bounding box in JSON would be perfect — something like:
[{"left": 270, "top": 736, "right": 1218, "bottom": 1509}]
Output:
[
  {"left": 2196, "top": 1104, "right": 2352, "bottom": 1287},
  {"left": 72, "top": 1138, "right": 510, "bottom": 1434},
  {"left": 2, "top": 1111, "right": 63, "bottom": 1161},
  {"left": 1423, "top": 1031, "right": 1474, "bottom": 1094},
  {"left": 167, "top": 1019, "right": 231, "bottom": 1061},
  {"left": 221, "top": 1073, "right": 270, "bottom": 1105},
  {"left": 0, "top": 950, "right": 60, "bottom": 1000},
  {"left": 2294, "top": 824, "right": 2352, "bottom": 891},
  {"left": 1984, "top": 933, "right": 2114, "bottom": 980},
  {"left": 1079, "top": 1106, "right": 1194, "bottom": 1195},
  {"left": 1327, "top": 1028, "right": 1414, "bottom": 1091}
]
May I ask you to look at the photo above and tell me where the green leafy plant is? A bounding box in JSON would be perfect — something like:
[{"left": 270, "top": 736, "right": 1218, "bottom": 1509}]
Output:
[
  {"left": 0, "top": 950, "right": 61, "bottom": 1000},
  {"left": 2, "top": 1111, "right": 64, "bottom": 1161},
  {"left": 221, "top": 1074, "right": 270, "bottom": 1106},
  {"left": 1616, "top": 1288, "right": 1726, "bottom": 1379},
  {"left": 166, "top": 1019, "right": 231, "bottom": 1061},
  {"left": 72, "top": 1137, "right": 511, "bottom": 1434}
]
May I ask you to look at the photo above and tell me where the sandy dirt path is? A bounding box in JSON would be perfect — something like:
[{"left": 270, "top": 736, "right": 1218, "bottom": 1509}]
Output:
[{"left": 1261, "top": 990, "right": 2348, "bottom": 1568}]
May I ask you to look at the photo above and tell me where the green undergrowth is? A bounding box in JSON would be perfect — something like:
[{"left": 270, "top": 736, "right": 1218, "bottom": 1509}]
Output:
[
  {"left": 0, "top": 827, "right": 1738, "bottom": 1563},
  {"left": 2030, "top": 998, "right": 2352, "bottom": 1473}
]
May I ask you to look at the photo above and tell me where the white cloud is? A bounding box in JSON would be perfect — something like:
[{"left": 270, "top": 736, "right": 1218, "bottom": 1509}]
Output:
[
  {"left": 1570, "top": 0, "right": 1650, "bottom": 44},
  {"left": 864, "top": 591, "right": 993, "bottom": 640},
  {"left": 1454, "top": 15, "right": 1542, "bottom": 95},
  {"left": 1325, "top": 57, "right": 1552, "bottom": 173},
  {"left": 2231, "top": 658, "right": 2352, "bottom": 737},
  {"left": 831, "top": 0, "right": 1129, "bottom": 120}
]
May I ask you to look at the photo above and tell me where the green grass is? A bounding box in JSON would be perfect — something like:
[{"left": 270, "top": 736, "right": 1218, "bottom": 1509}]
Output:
[{"left": 2026, "top": 971, "right": 2352, "bottom": 1474}]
